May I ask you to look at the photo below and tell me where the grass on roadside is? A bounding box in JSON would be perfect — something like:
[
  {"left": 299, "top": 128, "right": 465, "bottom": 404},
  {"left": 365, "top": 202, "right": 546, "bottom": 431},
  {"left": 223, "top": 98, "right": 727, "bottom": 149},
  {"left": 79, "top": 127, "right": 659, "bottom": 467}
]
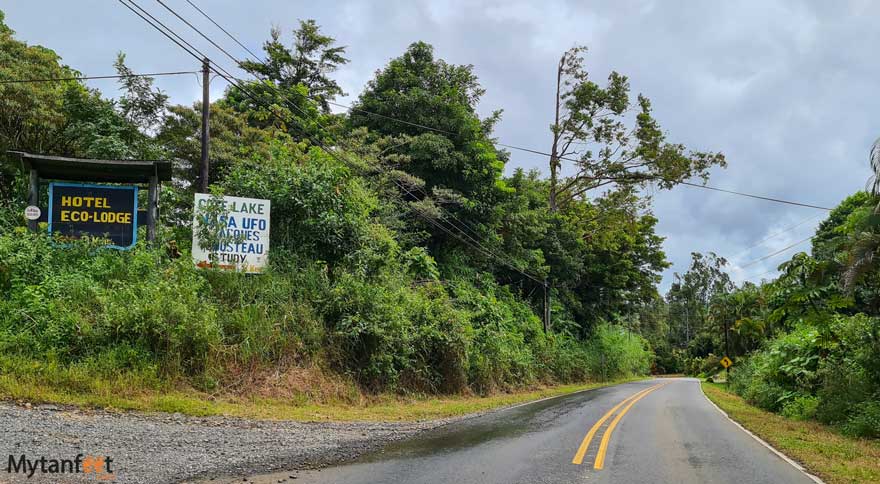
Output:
[
  {"left": 0, "top": 370, "right": 645, "bottom": 422},
  {"left": 702, "top": 382, "right": 880, "bottom": 484}
]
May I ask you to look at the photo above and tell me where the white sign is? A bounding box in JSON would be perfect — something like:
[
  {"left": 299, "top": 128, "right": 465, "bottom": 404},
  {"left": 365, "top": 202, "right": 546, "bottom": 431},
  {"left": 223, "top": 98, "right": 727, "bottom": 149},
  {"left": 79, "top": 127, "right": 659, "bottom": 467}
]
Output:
[
  {"left": 24, "top": 205, "right": 41, "bottom": 221},
  {"left": 192, "top": 194, "right": 270, "bottom": 274}
]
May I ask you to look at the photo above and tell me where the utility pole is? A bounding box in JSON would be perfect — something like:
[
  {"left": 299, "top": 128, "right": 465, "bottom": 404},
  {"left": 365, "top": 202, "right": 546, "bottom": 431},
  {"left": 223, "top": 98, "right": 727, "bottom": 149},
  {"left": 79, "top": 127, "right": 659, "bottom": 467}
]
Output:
[
  {"left": 543, "top": 280, "right": 551, "bottom": 333},
  {"left": 199, "top": 57, "right": 210, "bottom": 193}
]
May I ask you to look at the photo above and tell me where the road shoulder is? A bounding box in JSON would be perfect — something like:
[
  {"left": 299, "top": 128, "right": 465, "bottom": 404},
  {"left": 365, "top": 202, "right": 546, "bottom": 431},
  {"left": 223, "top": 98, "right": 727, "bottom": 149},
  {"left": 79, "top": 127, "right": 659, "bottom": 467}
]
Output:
[{"left": 701, "top": 382, "right": 880, "bottom": 484}]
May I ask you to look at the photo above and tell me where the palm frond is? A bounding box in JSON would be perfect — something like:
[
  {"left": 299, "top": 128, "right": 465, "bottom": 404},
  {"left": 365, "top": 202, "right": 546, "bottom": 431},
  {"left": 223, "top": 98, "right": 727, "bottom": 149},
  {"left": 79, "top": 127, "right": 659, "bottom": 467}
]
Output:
[
  {"left": 842, "top": 232, "right": 880, "bottom": 291},
  {"left": 870, "top": 137, "right": 880, "bottom": 195}
]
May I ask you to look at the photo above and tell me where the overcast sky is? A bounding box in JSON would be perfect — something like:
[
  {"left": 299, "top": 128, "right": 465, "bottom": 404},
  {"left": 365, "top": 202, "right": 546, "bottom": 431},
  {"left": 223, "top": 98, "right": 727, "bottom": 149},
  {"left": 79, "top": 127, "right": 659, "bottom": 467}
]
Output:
[{"left": 3, "top": 1, "right": 875, "bottom": 292}]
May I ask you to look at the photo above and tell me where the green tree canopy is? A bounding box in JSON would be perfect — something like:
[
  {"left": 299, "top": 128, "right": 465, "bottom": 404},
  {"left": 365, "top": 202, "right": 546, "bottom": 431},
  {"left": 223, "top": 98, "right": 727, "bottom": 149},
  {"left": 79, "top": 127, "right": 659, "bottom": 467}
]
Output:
[
  {"left": 239, "top": 19, "right": 349, "bottom": 113},
  {"left": 546, "top": 46, "right": 726, "bottom": 211},
  {"left": 349, "top": 42, "right": 507, "bottom": 214}
]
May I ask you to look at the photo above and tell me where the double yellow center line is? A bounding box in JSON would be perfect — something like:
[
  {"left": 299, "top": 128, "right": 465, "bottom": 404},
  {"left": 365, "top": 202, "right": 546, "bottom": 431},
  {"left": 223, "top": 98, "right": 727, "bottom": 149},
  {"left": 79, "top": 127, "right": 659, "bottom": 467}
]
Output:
[{"left": 571, "top": 382, "right": 669, "bottom": 469}]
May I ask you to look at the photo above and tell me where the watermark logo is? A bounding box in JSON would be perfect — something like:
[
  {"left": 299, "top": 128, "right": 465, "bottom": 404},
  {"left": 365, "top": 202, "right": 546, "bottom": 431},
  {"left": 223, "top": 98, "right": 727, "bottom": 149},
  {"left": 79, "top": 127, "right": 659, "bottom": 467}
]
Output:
[{"left": 7, "top": 454, "right": 115, "bottom": 480}]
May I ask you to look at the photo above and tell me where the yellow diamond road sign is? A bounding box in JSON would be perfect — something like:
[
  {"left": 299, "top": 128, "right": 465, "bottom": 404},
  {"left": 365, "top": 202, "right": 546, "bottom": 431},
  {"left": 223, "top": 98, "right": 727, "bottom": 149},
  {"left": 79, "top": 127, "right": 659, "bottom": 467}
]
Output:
[{"left": 720, "top": 356, "right": 733, "bottom": 369}]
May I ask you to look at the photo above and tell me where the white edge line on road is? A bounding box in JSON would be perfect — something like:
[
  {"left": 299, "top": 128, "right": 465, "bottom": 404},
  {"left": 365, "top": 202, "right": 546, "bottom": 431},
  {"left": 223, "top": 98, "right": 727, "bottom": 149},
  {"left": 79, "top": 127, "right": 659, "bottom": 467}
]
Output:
[{"left": 698, "top": 381, "right": 825, "bottom": 484}]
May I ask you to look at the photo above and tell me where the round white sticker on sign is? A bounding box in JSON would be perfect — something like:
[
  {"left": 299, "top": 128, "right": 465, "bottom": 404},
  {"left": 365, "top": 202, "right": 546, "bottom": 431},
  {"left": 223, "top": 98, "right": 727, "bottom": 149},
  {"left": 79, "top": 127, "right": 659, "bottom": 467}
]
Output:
[{"left": 24, "top": 205, "right": 41, "bottom": 221}]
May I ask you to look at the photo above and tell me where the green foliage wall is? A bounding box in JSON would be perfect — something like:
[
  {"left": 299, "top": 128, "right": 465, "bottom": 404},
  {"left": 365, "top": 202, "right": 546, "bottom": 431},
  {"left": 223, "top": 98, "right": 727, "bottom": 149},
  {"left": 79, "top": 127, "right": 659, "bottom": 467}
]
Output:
[{"left": 0, "top": 10, "right": 664, "bottom": 400}]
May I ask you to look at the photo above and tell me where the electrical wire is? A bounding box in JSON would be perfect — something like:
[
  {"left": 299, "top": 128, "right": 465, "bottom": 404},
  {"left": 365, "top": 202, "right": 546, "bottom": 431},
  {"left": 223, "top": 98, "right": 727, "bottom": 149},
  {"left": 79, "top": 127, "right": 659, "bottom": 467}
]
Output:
[
  {"left": 184, "top": 0, "right": 263, "bottom": 62},
  {"left": 731, "top": 213, "right": 823, "bottom": 259},
  {"left": 0, "top": 70, "right": 198, "bottom": 84},
  {"left": 169, "top": 2, "right": 830, "bottom": 213},
  {"left": 121, "top": 0, "right": 546, "bottom": 285},
  {"left": 737, "top": 235, "right": 814, "bottom": 269},
  {"left": 156, "top": 0, "right": 242, "bottom": 66},
  {"left": 118, "top": 0, "right": 203, "bottom": 60},
  {"left": 161, "top": 0, "right": 503, "bottom": 267},
  {"left": 678, "top": 182, "right": 832, "bottom": 211},
  {"left": 745, "top": 266, "right": 782, "bottom": 281}
]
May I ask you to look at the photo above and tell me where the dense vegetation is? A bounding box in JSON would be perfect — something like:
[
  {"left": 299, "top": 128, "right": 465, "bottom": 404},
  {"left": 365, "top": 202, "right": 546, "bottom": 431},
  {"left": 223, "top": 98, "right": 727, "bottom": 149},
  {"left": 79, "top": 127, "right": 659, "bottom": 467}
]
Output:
[
  {"left": 661, "top": 192, "right": 880, "bottom": 438},
  {"left": 0, "top": 11, "right": 725, "bottom": 400}
]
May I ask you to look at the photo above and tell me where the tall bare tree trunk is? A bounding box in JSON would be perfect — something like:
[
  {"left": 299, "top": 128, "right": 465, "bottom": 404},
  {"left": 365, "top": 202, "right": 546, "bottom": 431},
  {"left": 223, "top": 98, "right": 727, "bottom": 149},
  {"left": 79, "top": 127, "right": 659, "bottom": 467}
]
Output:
[{"left": 549, "top": 53, "right": 565, "bottom": 213}]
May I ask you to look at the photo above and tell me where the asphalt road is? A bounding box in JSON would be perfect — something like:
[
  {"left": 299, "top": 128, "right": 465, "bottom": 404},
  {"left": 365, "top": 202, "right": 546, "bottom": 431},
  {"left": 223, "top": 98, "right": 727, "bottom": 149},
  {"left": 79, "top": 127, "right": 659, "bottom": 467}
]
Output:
[{"left": 213, "top": 378, "right": 816, "bottom": 484}]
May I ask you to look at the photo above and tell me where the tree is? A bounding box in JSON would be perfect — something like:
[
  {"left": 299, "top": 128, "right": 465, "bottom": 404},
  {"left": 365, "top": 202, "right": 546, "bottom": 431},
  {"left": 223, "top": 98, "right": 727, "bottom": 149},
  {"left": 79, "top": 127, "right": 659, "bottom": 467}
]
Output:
[
  {"left": 350, "top": 41, "right": 507, "bottom": 222},
  {"left": 489, "top": 171, "right": 670, "bottom": 334},
  {"left": 666, "top": 252, "right": 733, "bottom": 350},
  {"left": 546, "top": 46, "right": 725, "bottom": 211},
  {"left": 240, "top": 19, "right": 348, "bottom": 113},
  {"left": 0, "top": 12, "right": 164, "bottom": 200},
  {"left": 709, "top": 282, "right": 768, "bottom": 356},
  {"left": 839, "top": 138, "right": 880, "bottom": 292},
  {"left": 113, "top": 52, "right": 168, "bottom": 132},
  {"left": 0, "top": 9, "right": 74, "bottom": 197}
]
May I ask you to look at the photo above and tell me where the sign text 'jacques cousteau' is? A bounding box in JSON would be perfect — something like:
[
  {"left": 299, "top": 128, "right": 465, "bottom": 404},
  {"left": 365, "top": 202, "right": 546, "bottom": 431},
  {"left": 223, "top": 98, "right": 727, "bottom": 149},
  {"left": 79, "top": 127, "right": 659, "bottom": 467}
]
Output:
[{"left": 192, "top": 194, "right": 271, "bottom": 274}]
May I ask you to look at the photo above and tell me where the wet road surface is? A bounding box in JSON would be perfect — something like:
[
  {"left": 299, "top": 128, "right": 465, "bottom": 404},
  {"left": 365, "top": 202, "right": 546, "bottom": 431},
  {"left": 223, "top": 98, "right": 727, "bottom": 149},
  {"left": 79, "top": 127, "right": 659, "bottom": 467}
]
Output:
[{"left": 206, "top": 378, "right": 815, "bottom": 484}]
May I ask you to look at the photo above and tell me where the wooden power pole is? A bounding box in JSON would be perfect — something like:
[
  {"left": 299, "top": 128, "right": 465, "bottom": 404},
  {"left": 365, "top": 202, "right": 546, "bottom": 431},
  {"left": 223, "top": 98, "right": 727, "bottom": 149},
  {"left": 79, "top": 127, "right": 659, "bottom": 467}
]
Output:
[{"left": 199, "top": 58, "right": 210, "bottom": 193}]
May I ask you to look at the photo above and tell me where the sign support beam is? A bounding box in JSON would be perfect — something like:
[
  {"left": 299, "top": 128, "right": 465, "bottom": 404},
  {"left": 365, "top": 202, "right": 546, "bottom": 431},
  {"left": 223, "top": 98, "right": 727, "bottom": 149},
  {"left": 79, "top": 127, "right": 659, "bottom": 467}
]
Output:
[
  {"left": 27, "top": 168, "right": 38, "bottom": 233},
  {"left": 147, "top": 174, "right": 158, "bottom": 244}
]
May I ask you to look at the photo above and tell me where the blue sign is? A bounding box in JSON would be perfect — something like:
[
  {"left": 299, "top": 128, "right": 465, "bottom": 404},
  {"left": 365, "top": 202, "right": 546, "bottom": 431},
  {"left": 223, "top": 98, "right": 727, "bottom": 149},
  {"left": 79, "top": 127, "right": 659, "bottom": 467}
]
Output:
[{"left": 48, "top": 182, "right": 138, "bottom": 250}]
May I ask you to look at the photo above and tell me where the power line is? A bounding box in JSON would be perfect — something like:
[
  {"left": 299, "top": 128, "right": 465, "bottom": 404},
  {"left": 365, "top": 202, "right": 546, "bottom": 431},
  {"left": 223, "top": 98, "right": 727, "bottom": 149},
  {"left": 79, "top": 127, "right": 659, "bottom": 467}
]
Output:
[
  {"left": 324, "top": 100, "right": 831, "bottom": 212},
  {"left": 184, "top": 0, "right": 263, "bottom": 62},
  {"left": 156, "top": 0, "right": 242, "bottom": 67},
  {"left": 738, "top": 235, "right": 814, "bottom": 269},
  {"left": 120, "top": 0, "right": 545, "bottom": 285},
  {"left": 159, "top": 0, "right": 499, "bottom": 262},
  {"left": 0, "top": 70, "right": 198, "bottom": 84},
  {"left": 745, "top": 266, "right": 782, "bottom": 281},
  {"left": 118, "top": 0, "right": 203, "bottom": 61},
  {"left": 336, "top": 97, "right": 830, "bottom": 211},
  {"left": 158, "top": 3, "right": 828, "bottom": 213},
  {"left": 731, "top": 213, "right": 824, "bottom": 259},
  {"left": 678, "top": 182, "right": 832, "bottom": 211}
]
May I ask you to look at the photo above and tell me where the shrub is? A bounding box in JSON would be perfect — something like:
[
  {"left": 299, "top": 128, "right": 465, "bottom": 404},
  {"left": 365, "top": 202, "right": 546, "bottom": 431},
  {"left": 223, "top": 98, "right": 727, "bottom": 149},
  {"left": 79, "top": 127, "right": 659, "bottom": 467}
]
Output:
[
  {"left": 697, "top": 354, "right": 722, "bottom": 377},
  {"left": 324, "top": 272, "right": 470, "bottom": 393},
  {"left": 221, "top": 145, "right": 378, "bottom": 263},
  {"left": 815, "top": 358, "right": 873, "bottom": 425},
  {"left": 204, "top": 267, "right": 326, "bottom": 367},
  {"left": 746, "top": 380, "right": 790, "bottom": 412},
  {"left": 781, "top": 395, "right": 819, "bottom": 421},
  {"left": 843, "top": 400, "right": 880, "bottom": 438},
  {"left": 0, "top": 207, "right": 652, "bottom": 398},
  {"left": 729, "top": 357, "right": 757, "bottom": 396},
  {"left": 449, "top": 277, "right": 542, "bottom": 393},
  {"left": 0, "top": 233, "right": 221, "bottom": 375},
  {"left": 730, "top": 314, "right": 880, "bottom": 432},
  {"left": 582, "top": 323, "right": 651, "bottom": 381}
]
